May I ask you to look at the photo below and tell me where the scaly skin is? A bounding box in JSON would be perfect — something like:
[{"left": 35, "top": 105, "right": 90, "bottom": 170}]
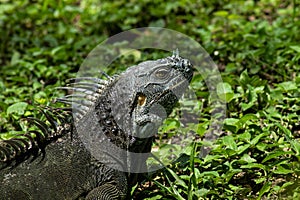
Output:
[{"left": 0, "top": 52, "right": 193, "bottom": 199}]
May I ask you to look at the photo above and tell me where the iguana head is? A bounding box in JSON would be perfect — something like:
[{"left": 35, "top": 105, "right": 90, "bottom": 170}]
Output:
[{"left": 109, "top": 51, "right": 193, "bottom": 146}]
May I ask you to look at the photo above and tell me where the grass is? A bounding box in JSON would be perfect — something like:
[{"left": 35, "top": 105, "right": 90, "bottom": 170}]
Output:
[{"left": 0, "top": 0, "right": 299, "bottom": 199}]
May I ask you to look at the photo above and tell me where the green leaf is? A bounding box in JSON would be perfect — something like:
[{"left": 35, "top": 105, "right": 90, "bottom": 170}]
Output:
[
  {"left": 10, "top": 51, "right": 21, "bottom": 66},
  {"left": 217, "top": 82, "right": 234, "bottom": 102},
  {"left": 166, "top": 168, "right": 187, "bottom": 189},
  {"left": 238, "top": 114, "right": 258, "bottom": 125},
  {"left": 240, "top": 154, "right": 256, "bottom": 163},
  {"left": 7, "top": 102, "right": 28, "bottom": 115},
  {"left": 144, "top": 195, "right": 163, "bottom": 200},
  {"left": 237, "top": 132, "right": 251, "bottom": 142},
  {"left": 214, "top": 10, "right": 228, "bottom": 17},
  {"left": 276, "top": 123, "right": 300, "bottom": 155},
  {"left": 130, "top": 183, "right": 138, "bottom": 196},
  {"left": 250, "top": 132, "right": 268, "bottom": 146},
  {"left": 255, "top": 177, "right": 266, "bottom": 184},
  {"left": 200, "top": 171, "right": 219, "bottom": 177},
  {"left": 277, "top": 81, "right": 297, "bottom": 91},
  {"left": 273, "top": 165, "right": 294, "bottom": 174},
  {"left": 222, "top": 136, "right": 237, "bottom": 150},
  {"left": 262, "top": 151, "right": 294, "bottom": 163},
  {"left": 240, "top": 163, "right": 266, "bottom": 171},
  {"left": 194, "top": 188, "right": 209, "bottom": 197},
  {"left": 160, "top": 119, "right": 180, "bottom": 132},
  {"left": 258, "top": 182, "right": 271, "bottom": 198},
  {"left": 239, "top": 70, "right": 250, "bottom": 88},
  {"left": 224, "top": 118, "right": 240, "bottom": 133},
  {"left": 203, "top": 154, "right": 223, "bottom": 163},
  {"left": 256, "top": 142, "right": 267, "bottom": 152},
  {"left": 237, "top": 144, "right": 251, "bottom": 154},
  {"left": 290, "top": 140, "right": 300, "bottom": 155},
  {"left": 240, "top": 102, "right": 254, "bottom": 111},
  {"left": 290, "top": 45, "right": 300, "bottom": 53},
  {"left": 280, "top": 181, "right": 295, "bottom": 190},
  {"left": 224, "top": 169, "right": 242, "bottom": 182}
]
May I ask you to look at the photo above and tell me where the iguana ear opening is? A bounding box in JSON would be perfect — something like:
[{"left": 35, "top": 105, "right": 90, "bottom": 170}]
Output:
[{"left": 137, "top": 94, "right": 146, "bottom": 106}]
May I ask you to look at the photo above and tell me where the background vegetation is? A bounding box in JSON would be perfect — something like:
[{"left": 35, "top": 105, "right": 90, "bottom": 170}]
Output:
[{"left": 0, "top": 0, "right": 299, "bottom": 199}]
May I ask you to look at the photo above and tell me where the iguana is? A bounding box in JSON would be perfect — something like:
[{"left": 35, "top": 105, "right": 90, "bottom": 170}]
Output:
[{"left": 0, "top": 51, "right": 193, "bottom": 200}]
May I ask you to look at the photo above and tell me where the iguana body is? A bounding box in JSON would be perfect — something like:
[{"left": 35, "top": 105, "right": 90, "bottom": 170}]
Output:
[{"left": 0, "top": 52, "right": 193, "bottom": 199}]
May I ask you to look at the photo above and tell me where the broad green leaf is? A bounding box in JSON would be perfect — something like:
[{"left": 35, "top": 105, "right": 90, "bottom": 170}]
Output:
[
  {"left": 290, "top": 45, "right": 300, "bottom": 53},
  {"left": 203, "top": 154, "right": 223, "bottom": 163},
  {"left": 217, "top": 82, "right": 234, "bottom": 102},
  {"left": 237, "top": 144, "right": 251, "bottom": 154},
  {"left": 10, "top": 51, "right": 21, "bottom": 66},
  {"left": 224, "top": 169, "right": 242, "bottom": 182},
  {"left": 250, "top": 132, "right": 268, "bottom": 146},
  {"left": 262, "top": 151, "right": 294, "bottom": 163},
  {"left": 237, "top": 132, "right": 251, "bottom": 142},
  {"left": 223, "top": 135, "right": 237, "bottom": 150},
  {"left": 273, "top": 165, "right": 294, "bottom": 174},
  {"left": 238, "top": 114, "right": 258, "bottom": 125},
  {"left": 277, "top": 81, "right": 297, "bottom": 91},
  {"left": 194, "top": 188, "right": 209, "bottom": 197},
  {"left": 280, "top": 181, "right": 295, "bottom": 190},
  {"left": 7, "top": 102, "right": 28, "bottom": 115},
  {"left": 258, "top": 182, "right": 271, "bottom": 198},
  {"left": 241, "top": 163, "right": 266, "bottom": 171},
  {"left": 255, "top": 177, "right": 266, "bottom": 184},
  {"left": 240, "top": 154, "right": 256, "bottom": 163},
  {"left": 160, "top": 119, "right": 180, "bottom": 132},
  {"left": 240, "top": 102, "right": 254, "bottom": 111},
  {"left": 200, "top": 171, "right": 219, "bottom": 177},
  {"left": 224, "top": 118, "right": 239, "bottom": 133}
]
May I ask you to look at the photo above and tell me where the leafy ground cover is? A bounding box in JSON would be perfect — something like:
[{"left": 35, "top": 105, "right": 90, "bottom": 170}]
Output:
[{"left": 0, "top": 0, "right": 299, "bottom": 199}]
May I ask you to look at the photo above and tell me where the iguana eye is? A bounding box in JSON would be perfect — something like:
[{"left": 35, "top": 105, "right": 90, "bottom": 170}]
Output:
[
  {"left": 137, "top": 94, "right": 146, "bottom": 106},
  {"left": 154, "top": 68, "right": 169, "bottom": 79}
]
